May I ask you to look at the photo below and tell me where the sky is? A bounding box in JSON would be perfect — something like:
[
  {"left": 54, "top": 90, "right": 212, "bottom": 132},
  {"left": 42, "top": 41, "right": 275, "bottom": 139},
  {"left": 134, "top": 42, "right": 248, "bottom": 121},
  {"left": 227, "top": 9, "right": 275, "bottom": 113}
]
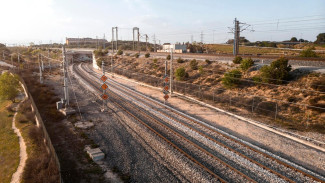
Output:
[{"left": 0, "top": 0, "right": 324, "bottom": 45}]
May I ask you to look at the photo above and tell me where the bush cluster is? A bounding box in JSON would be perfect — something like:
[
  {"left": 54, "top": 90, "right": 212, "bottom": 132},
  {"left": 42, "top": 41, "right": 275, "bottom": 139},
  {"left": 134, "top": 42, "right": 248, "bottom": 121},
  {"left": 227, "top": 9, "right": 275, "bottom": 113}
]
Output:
[
  {"left": 190, "top": 59, "right": 198, "bottom": 70},
  {"left": 177, "top": 57, "right": 184, "bottom": 63},
  {"left": 175, "top": 67, "right": 188, "bottom": 81},
  {"left": 145, "top": 53, "right": 150, "bottom": 58},
  {"left": 300, "top": 48, "right": 318, "bottom": 57},
  {"left": 240, "top": 58, "right": 254, "bottom": 71},
  {"left": 117, "top": 49, "right": 123, "bottom": 55},
  {"left": 166, "top": 55, "right": 171, "bottom": 60},
  {"left": 259, "top": 57, "right": 291, "bottom": 84},
  {"left": 233, "top": 56, "right": 242, "bottom": 64},
  {"left": 222, "top": 69, "right": 242, "bottom": 88}
]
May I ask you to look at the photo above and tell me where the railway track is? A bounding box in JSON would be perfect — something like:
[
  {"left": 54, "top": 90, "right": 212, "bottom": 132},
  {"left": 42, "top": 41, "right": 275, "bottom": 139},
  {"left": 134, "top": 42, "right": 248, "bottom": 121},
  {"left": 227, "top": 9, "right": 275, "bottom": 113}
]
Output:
[{"left": 73, "top": 63, "right": 325, "bottom": 182}]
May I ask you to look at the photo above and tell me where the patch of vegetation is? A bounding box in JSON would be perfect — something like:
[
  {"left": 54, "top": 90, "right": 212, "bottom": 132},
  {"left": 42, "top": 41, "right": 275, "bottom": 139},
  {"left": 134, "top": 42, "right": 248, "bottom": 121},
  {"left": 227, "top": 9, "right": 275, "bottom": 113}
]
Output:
[
  {"left": 96, "top": 58, "right": 103, "bottom": 68},
  {"left": 117, "top": 49, "right": 123, "bottom": 55},
  {"left": 310, "top": 75, "right": 325, "bottom": 92},
  {"left": 233, "top": 56, "right": 242, "bottom": 64},
  {"left": 205, "top": 59, "right": 211, "bottom": 64},
  {"left": 0, "top": 100, "right": 19, "bottom": 183},
  {"left": 144, "top": 53, "right": 150, "bottom": 58},
  {"left": 190, "top": 59, "right": 198, "bottom": 70},
  {"left": 134, "top": 53, "right": 139, "bottom": 58},
  {"left": 0, "top": 72, "right": 19, "bottom": 102},
  {"left": 258, "top": 57, "right": 291, "bottom": 84},
  {"left": 175, "top": 67, "right": 188, "bottom": 81},
  {"left": 166, "top": 55, "right": 171, "bottom": 60},
  {"left": 222, "top": 69, "right": 242, "bottom": 88},
  {"left": 93, "top": 49, "right": 107, "bottom": 57},
  {"left": 199, "top": 65, "right": 204, "bottom": 74},
  {"left": 177, "top": 57, "right": 184, "bottom": 63},
  {"left": 240, "top": 58, "right": 254, "bottom": 71},
  {"left": 300, "top": 48, "right": 318, "bottom": 57}
]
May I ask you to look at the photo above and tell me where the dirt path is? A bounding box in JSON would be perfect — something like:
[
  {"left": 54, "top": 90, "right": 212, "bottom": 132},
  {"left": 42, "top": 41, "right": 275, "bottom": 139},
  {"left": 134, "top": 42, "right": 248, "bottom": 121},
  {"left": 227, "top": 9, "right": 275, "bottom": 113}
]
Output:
[{"left": 10, "top": 100, "right": 27, "bottom": 183}]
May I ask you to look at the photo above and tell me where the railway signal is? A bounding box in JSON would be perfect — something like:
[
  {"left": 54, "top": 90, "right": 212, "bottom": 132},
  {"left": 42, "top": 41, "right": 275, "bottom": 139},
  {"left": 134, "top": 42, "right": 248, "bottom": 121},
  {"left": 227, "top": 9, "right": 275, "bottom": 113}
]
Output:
[{"left": 101, "top": 59, "right": 108, "bottom": 111}]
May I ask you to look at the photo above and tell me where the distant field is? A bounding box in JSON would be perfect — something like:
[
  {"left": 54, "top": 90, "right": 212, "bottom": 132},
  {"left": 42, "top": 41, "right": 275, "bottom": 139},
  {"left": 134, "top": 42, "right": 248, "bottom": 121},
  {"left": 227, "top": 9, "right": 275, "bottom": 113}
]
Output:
[
  {"left": 0, "top": 100, "right": 19, "bottom": 183},
  {"left": 206, "top": 44, "right": 325, "bottom": 57}
]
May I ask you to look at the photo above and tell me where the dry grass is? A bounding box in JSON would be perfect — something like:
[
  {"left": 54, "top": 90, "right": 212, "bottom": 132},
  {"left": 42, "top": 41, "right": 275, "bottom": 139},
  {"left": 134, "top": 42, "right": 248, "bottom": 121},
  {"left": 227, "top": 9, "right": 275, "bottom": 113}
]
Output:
[
  {"left": 0, "top": 100, "right": 20, "bottom": 183},
  {"left": 15, "top": 99, "right": 60, "bottom": 183}
]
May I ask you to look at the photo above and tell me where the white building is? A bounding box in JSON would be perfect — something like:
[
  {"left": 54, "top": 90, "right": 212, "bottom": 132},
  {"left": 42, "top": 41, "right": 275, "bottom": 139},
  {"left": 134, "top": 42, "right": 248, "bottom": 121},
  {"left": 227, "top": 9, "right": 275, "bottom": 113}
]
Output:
[{"left": 158, "top": 43, "right": 188, "bottom": 53}]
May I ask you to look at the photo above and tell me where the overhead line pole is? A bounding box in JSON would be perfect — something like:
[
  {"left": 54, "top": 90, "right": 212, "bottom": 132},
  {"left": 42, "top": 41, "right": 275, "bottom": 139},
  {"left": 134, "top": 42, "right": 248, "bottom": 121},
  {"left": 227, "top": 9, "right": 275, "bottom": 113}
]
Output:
[{"left": 170, "top": 48, "right": 173, "bottom": 97}]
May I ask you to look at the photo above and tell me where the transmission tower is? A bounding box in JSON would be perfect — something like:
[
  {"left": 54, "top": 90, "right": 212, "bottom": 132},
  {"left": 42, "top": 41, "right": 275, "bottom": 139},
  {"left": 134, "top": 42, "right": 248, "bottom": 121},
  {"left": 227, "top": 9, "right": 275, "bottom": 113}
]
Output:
[{"left": 228, "top": 18, "right": 252, "bottom": 56}]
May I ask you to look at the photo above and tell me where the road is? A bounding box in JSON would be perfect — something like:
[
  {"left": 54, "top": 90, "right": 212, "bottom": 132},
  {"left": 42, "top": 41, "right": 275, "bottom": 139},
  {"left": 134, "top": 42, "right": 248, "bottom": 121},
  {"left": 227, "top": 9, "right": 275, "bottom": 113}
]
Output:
[{"left": 70, "top": 61, "right": 325, "bottom": 182}]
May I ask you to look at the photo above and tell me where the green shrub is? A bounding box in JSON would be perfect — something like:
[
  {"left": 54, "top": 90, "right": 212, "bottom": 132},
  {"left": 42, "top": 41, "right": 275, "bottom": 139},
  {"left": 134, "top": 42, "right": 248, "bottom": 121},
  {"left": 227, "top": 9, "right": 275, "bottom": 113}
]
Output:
[
  {"left": 177, "top": 57, "right": 184, "bottom": 63},
  {"left": 134, "top": 53, "right": 139, "bottom": 58},
  {"left": 166, "top": 55, "right": 171, "bottom": 60},
  {"left": 205, "top": 59, "right": 211, "bottom": 64},
  {"left": 175, "top": 67, "right": 188, "bottom": 80},
  {"left": 190, "top": 59, "right": 198, "bottom": 70},
  {"left": 96, "top": 58, "right": 103, "bottom": 68},
  {"left": 153, "top": 58, "right": 158, "bottom": 64},
  {"left": 199, "top": 65, "right": 204, "bottom": 74},
  {"left": 222, "top": 69, "right": 242, "bottom": 88},
  {"left": 300, "top": 48, "right": 318, "bottom": 57},
  {"left": 0, "top": 72, "right": 19, "bottom": 102},
  {"left": 145, "top": 53, "right": 150, "bottom": 58},
  {"left": 240, "top": 58, "right": 254, "bottom": 71},
  {"left": 94, "top": 49, "right": 105, "bottom": 57},
  {"left": 233, "top": 56, "right": 242, "bottom": 64},
  {"left": 117, "top": 49, "right": 123, "bottom": 55},
  {"left": 259, "top": 57, "right": 291, "bottom": 84}
]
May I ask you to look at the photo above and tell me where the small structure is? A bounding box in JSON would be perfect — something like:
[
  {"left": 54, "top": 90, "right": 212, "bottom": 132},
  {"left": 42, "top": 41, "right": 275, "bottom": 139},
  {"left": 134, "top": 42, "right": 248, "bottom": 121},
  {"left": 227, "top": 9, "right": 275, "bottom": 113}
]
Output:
[
  {"left": 158, "top": 43, "right": 187, "bottom": 53},
  {"left": 85, "top": 146, "right": 105, "bottom": 161}
]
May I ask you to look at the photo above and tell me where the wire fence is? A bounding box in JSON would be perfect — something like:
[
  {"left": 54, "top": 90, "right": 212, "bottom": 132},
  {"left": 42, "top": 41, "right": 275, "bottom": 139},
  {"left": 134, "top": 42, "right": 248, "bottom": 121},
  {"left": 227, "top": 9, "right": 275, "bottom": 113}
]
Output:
[{"left": 110, "top": 66, "right": 325, "bottom": 126}]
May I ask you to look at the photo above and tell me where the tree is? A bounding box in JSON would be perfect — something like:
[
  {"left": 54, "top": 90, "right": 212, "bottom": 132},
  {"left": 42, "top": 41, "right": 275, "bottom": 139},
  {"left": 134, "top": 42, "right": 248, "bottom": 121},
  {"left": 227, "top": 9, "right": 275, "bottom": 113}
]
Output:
[
  {"left": 0, "top": 72, "right": 19, "bottom": 102},
  {"left": 240, "top": 58, "right": 254, "bottom": 71},
  {"left": 300, "top": 48, "right": 318, "bottom": 57},
  {"left": 175, "top": 67, "right": 188, "bottom": 81},
  {"left": 96, "top": 58, "right": 103, "bottom": 68},
  {"left": 222, "top": 69, "right": 242, "bottom": 88},
  {"left": 315, "top": 33, "right": 325, "bottom": 44},
  {"left": 233, "top": 56, "right": 242, "bottom": 64},
  {"left": 190, "top": 59, "right": 198, "bottom": 70},
  {"left": 290, "top": 37, "right": 298, "bottom": 42},
  {"left": 259, "top": 57, "right": 291, "bottom": 84}
]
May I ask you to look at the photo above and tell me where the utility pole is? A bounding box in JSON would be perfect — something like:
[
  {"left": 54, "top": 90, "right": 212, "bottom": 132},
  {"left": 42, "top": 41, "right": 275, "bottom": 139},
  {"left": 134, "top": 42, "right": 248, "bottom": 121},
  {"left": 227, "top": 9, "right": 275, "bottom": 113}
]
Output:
[
  {"left": 153, "top": 34, "right": 156, "bottom": 52},
  {"left": 170, "top": 48, "right": 173, "bottom": 97},
  {"left": 38, "top": 54, "right": 43, "bottom": 83},
  {"left": 102, "top": 58, "right": 106, "bottom": 110},
  {"left": 233, "top": 18, "right": 239, "bottom": 56},
  {"left": 48, "top": 50, "right": 51, "bottom": 72},
  {"left": 138, "top": 31, "right": 140, "bottom": 54},
  {"left": 62, "top": 46, "right": 69, "bottom": 106},
  {"left": 115, "top": 27, "right": 118, "bottom": 50},
  {"left": 229, "top": 18, "right": 251, "bottom": 56},
  {"left": 41, "top": 54, "right": 44, "bottom": 71},
  {"left": 111, "top": 27, "right": 115, "bottom": 53},
  {"left": 145, "top": 34, "right": 148, "bottom": 52}
]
